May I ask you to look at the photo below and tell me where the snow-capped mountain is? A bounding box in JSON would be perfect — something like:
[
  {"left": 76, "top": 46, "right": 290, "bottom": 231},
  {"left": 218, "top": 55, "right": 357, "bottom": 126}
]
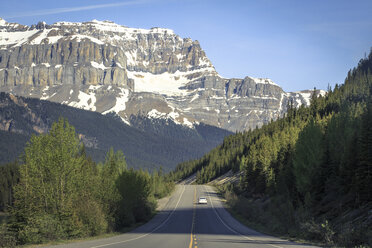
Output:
[{"left": 0, "top": 18, "right": 325, "bottom": 131}]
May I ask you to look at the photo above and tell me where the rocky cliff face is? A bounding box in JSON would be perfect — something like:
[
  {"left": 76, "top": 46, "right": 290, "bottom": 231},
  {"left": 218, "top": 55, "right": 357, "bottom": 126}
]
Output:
[{"left": 0, "top": 18, "right": 324, "bottom": 131}]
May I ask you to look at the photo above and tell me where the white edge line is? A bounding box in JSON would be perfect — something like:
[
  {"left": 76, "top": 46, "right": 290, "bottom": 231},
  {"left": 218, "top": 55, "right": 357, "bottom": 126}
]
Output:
[
  {"left": 203, "top": 185, "right": 253, "bottom": 241},
  {"left": 203, "top": 185, "right": 285, "bottom": 248},
  {"left": 91, "top": 185, "right": 186, "bottom": 248}
]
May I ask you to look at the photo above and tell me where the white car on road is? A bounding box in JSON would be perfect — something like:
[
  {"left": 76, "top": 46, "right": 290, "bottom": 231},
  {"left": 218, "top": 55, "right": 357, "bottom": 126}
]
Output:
[{"left": 198, "top": 197, "right": 207, "bottom": 204}]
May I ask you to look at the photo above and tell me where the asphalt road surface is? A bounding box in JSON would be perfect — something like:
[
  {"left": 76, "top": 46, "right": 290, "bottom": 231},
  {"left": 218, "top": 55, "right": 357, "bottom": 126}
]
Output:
[{"left": 48, "top": 185, "right": 319, "bottom": 248}]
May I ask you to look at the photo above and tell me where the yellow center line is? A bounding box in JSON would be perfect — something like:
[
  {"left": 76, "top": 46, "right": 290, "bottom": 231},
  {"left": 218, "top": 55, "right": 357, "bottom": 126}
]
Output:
[{"left": 189, "top": 186, "right": 197, "bottom": 248}]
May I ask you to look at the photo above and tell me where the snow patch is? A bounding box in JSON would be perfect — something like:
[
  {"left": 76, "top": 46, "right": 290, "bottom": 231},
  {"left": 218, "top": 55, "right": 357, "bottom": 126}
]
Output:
[
  {"left": 41, "top": 63, "right": 50, "bottom": 67},
  {"left": 190, "top": 93, "right": 199, "bottom": 103},
  {"left": 249, "top": 77, "right": 279, "bottom": 87},
  {"left": 116, "top": 62, "right": 124, "bottom": 68},
  {"left": 199, "top": 57, "right": 211, "bottom": 67},
  {"left": 229, "top": 94, "right": 241, "bottom": 99},
  {"left": 40, "top": 86, "right": 49, "bottom": 100},
  {"left": 30, "top": 29, "right": 50, "bottom": 45},
  {"left": 70, "top": 35, "right": 104, "bottom": 45},
  {"left": 102, "top": 88, "right": 130, "bottom": 115},
  {"left": 125, "top": 51, "right": 137, "bottom": 66},
  {"left": 298, "top": 92, "right": 312, "bottom": 106},
  {"left": 278, "top": 93, "right": 285, "bottom": 112},
  {"left": 68, "top": 90, "right": 97, "bottom": 111},
  {"left": 176, "top": 54, "right": 184, "bottom": 60},
  {"left": 147, "top": 108, "right": 194, "bottom": 128},
  {"left": 127, "top": 68, "right": 215, "bottom": 96},
  {"left": 251, "top": 95, "right": 278, "bottom": 100},
  {"left": 148, "top": 109, "right": 167, "bottom": 119},
  {"left": 127, "top": 70, "right": 189, "bottom": 96},
  {"left": 168, "top": 111, "right": 180, "bottom": 122},
  {"left": 0, "top": 29, "right": 39, "bottom": 47},
  {"left": 210, "top": 95, "right": 224, "bottom": 100},
  {"left": 319, "top": 90, "right": 327, "bottom": 96},
  {"left": 91, "top": 61, "right": 107, "bottom": 70},
  {"left": 0, "top": 18, "right": 7, "bottom": 26},
  {"left": 183, "top": 118, "right": 193, "bottom": 128},
  {"left": 47, "top": 35, "right": 63, "bottom": 44}
]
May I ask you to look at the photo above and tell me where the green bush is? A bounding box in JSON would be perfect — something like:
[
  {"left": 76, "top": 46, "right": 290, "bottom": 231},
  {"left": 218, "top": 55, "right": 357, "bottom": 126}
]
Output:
[
  {"left": 74, "top": 197, "right": 108, "bottom": 236},
  {"left": 18, "top": 214, "right": 66, "bottom": 244}
]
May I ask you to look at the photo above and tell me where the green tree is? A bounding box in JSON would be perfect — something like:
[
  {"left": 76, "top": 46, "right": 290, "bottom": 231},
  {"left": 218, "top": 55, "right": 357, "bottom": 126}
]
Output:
[
  {"left": 10, "top": 118, "right": 107, "bottom": 244},
  {"left": 98, "top": 148, "right": 127, "bottom": 230},
  {"left": 116, "top": 169, "right": 153, "bottom": 226}
]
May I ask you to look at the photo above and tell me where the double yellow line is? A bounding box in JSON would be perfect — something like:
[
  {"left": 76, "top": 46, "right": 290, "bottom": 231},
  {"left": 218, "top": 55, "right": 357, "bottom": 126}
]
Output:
[{"left": 189, "top": 186, "right": 197, "bottom": 248}]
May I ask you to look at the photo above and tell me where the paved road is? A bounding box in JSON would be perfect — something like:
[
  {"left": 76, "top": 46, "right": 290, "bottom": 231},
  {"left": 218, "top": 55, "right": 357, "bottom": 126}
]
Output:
[{"left": 48, "top": 185, "right": 318, "bottom": 248}]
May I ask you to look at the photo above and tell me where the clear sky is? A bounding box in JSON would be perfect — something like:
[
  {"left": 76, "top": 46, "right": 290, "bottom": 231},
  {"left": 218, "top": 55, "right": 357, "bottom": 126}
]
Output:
[{"left": 1, "top": 0, "right": 372, "bottom": 92}]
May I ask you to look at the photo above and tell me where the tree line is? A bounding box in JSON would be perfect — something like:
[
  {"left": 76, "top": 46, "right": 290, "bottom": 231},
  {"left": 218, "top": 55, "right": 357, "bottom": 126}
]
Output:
[
  {"left": 0, "top": 118, "right": 174, "bottom": 246},
  {"left": 170, "top": 50, "right": 372, "bottom": 246}
]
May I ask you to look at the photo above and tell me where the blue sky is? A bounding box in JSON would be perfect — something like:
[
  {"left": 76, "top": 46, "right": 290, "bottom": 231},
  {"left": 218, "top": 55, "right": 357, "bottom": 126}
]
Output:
[{"left": 1, "top": 0, "right": 372, "bottom": 92}]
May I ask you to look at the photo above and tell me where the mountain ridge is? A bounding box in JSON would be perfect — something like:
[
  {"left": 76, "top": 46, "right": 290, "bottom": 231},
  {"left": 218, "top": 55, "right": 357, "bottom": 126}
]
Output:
[{"left": 0, "top": 18, "right": 325, "bottom": 131}]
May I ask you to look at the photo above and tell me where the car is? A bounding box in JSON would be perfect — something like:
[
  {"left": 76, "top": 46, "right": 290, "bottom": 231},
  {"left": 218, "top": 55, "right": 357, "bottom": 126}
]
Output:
[{"left": 198, "top": 197, "right": 208, "bottom": 204}]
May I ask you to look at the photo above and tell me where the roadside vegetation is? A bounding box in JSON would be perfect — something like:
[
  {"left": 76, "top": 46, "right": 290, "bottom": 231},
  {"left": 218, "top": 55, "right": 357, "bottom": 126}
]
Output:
[
  {"left": 171, "top": 50, "right": 372, "bottom": 247},
  {"left": 0, "top": 118, "right": 174, "bottom": 247}
]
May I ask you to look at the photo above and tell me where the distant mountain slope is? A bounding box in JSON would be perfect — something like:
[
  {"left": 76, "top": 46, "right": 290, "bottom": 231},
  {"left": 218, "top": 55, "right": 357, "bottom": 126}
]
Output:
[
  {"left": 0, "top": 92, "right": 231, "bottom": 170},
  {"left": 0, "top": 18, "right": 324, "bottom": 132}
]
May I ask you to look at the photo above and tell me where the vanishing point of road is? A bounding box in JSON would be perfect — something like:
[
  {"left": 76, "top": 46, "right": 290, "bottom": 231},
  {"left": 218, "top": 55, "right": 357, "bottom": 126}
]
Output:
[{"left": 47, "top": 184, "right": 319, "bottom": 248}]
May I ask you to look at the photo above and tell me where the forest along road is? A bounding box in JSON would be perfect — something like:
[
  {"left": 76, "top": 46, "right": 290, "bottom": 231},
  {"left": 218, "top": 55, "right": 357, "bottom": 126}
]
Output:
[{"left": 47, "top": 185, "right": 319, "bottom": 248}]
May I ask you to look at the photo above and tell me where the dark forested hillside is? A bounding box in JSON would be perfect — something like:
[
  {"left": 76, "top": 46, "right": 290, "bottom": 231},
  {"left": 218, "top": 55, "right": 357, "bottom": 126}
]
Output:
[
  {"left": 171, "top": 51, "right": 372, "bottom": 247},
  {"left": 0, "top": 93, "right": 231, "bottom": 170}
]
